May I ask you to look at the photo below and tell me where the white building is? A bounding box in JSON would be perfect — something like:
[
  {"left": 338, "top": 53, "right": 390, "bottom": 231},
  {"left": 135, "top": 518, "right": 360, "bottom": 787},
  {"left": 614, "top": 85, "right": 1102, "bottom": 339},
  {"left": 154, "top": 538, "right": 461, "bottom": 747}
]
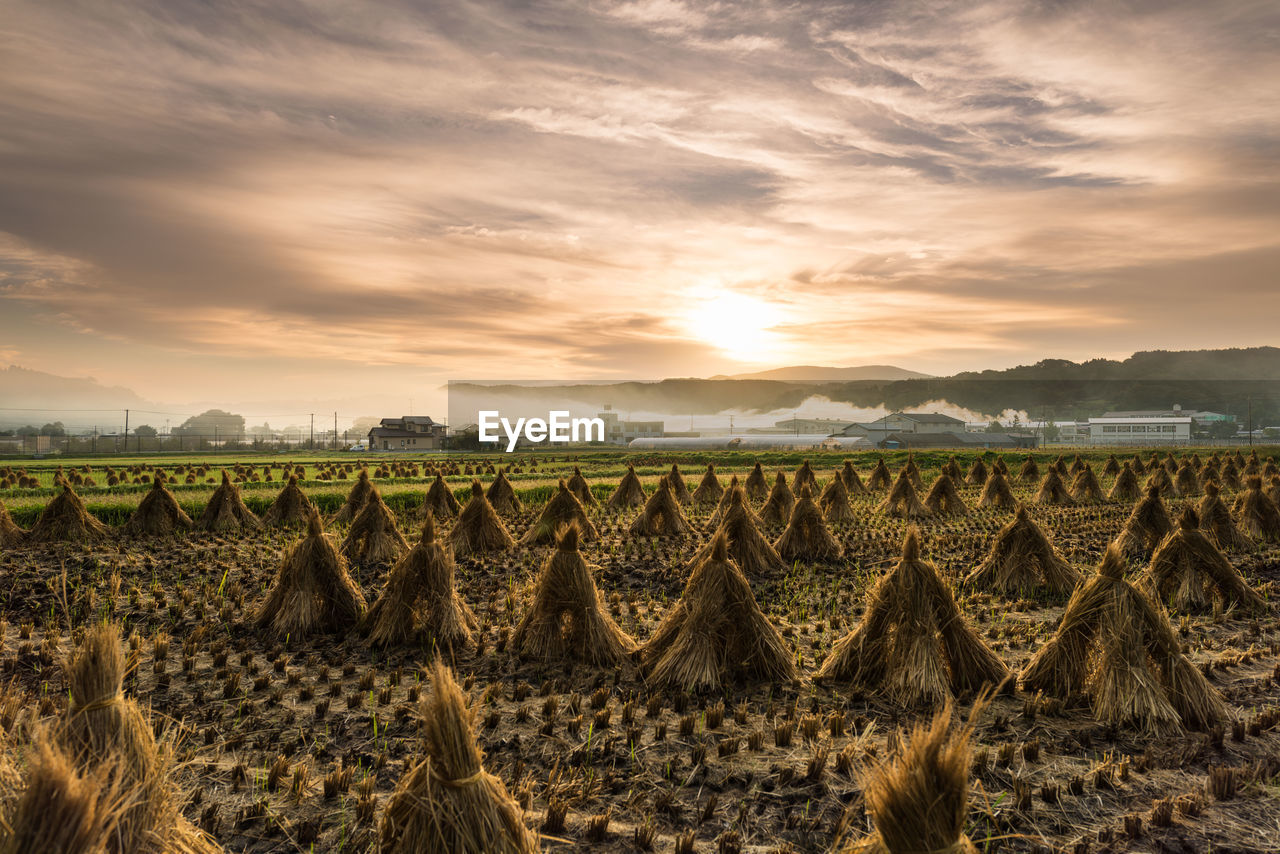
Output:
[
  {"left": 597, "top": 405, "right": 663, "bottom": 445},
  {"left": 1087, "top": 416, "right": 1192, "bottom": 446}
]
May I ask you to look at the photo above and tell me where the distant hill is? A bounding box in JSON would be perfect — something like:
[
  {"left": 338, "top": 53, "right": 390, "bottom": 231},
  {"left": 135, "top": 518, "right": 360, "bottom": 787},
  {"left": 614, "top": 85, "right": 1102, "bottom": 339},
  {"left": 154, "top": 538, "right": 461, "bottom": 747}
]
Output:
[
  {"left": 0, "top": 366, "right": 150, "bottom": 428},
  {"left": 816, "top": 347, "right": 1280, "bottom": 426},
  {"left": 710, "top": 365, "right": 931, "bottom": 382}
]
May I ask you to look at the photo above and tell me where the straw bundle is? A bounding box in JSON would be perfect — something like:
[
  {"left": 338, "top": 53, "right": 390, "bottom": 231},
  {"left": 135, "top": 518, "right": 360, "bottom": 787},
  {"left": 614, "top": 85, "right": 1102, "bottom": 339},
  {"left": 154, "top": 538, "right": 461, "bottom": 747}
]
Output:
[
  {"left": 485, "top": 470, "right": 523, "bottom": 515},
  {"left": 0, "top": 737, "right": 119, "bottom": 854},
  {"left": 123, "top": 478, "right": 193, "bottom": 537},
  {"left": 775, "top": 485, "right": 843, "bottom": 562},
  {"left": 628, "top": 475, "right": 691, "bottom": 536},
  {"left": 606, "top": 465, "right": 646, "bottom": 510},
  {"left": 1244, "top": 452, "right": 1261, "bottom": 476},
  {"left": 1069, "top": 455, "right": 1086, "bottom": 477},
  {"left": 642, "top": 532, "right": 796, "bottom": 691},
  {"left": 1174, "top": 462, "right": 1201, "bottom": 497},
  {"left": 1140, "top": 508, "right": 1264, "bottom": 614},
  {"left": 1107, "top": 463, "right": 1141, "bottom": 502},
  {"left": 792, "top": 460, "right": 819, "bottom": 494},
  {"left": 691, "top": 463, "right": 723, "bottom": 506},
  {"left": 1051, "top": 455, "right": 1068, "bottom": 476},
  {"left": 341, "top": 491, "right": 409, "bottom": 564},
  {"left": 758, "top": 472, "right": 795, "bottom": 526},
  {"left": 838, "top": 703, "right": 980, "bottom": 854},
  {"left": 262, "top": 474, "right": 315, "bottom": 528},
  {"left": 902, "top": 455, "right": 924, "bottom": 490},
  {"left": 331, "top": 468, "right": 376, "bottom": 524},
  {"left": 521, "top": 480, "right": 598, "bottom": 546},
  {"left": 27, "top": 485, "right": 109, "bottom": 544},
  {"left": 1197, "top": 482, "right": 1252, "bottom": 550},
  {"left": 1163, "top": 453, "right": 1179, "bottom": 476},
  {"left": 667, "top": 463, "right": 692, "bottom": 504},
  {"left": 1032, "top": 469, "right": 1073, "bottom": 505},
  {"left": 694, "top": 487, "right": 784, "bottom": 577},
  {"left": 1146, "top": 466, "right": 1177, "bottom": 498},
  {"left": 923, "top": 474, "right": 968, "bottom": 516},
  {"left": 255, "top": 511, "right": 366, "bottom": 636},
  {"left": 818, "top": 529, "right": 1006, "bottom": 705},
  {"left": 1068, "top": 464, "right": 1105, "bottom": 503},
  {"left": 1267, "top": 475, "right": 1280, "bottom": 507},
  {"left": 866, "top": 458, "right": 892, "bottom": 491},
  {"left": 819, "top": 476, "right": 855, "bottom": 523},
  {"left": 422, "top": 474, "right": 461, "bottom": 520},
  {"left": 1234, "top": 476, "right": 1280, "bottom": 542},
  {"left": 992, "top": 456, "right": 1009, "bottom": 476},
  {"left": 876, "top": 470, "right": 931, "bottom": 518},
  {"left": 976, "top": 469, "right": 1016, "bottom": 510},
  {"left": 364, "top": 516, "right": 477, "bottom": 648},
  {"left": 964, "top": 506, "right": 1078, "bottom": 595},
  {"left": 707, "top": 475, "right": 760, "bottom": 529},
  {"left": 378, "top": 661, "right": 537, "bottom": 854},
  {"left": 198, "top": 471, "right": 262, "bottom": 533},
  {"left": 0, "top": 500, "right": 25, "bottom": 548},
  {"left": 60, "top": 626, "right": 219, "bottom": 853},
  {"left": 1020, "top": 545, "right": 1226, "bottom": 733},
  {"left": 1221, "top": 460, "right": 1242, "bottom": 491},
  {"left": 840, "top": 460, "right": 867, "bottom": 495},
  {"left": 450, "top": 481, "right": 516, "bottom": 557},
  {"left": 1130, "top": 454, "right": 1147, "bottom": 475},
  {"left": 941, "top": 456, "right": 962, "bottom": 483},
  {"left": 964, "top": 458, "right": 987, "bottom": 486},
  {"left": 1116, "top": 486, "right": 1174, "bottom": 557},
  {"left": 1018, "top": 454, "right": 1039, "bottom": 483},
  {"left": 1103, "top": 454, "right": 1121, "bottom": 476},
  {"left": 744, "top": 462, "right": 769, "bottom": 501},
  {"left": 511, "top": 523, "right": 636, "bottom": 665},
  {"left": 566, "top": 465, "right": 598, "bottom": 507}
]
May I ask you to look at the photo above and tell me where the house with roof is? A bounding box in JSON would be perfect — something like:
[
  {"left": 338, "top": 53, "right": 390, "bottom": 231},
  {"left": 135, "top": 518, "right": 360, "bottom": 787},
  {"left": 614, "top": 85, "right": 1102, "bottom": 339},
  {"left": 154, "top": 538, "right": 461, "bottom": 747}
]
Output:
[
  {"left": 866, "top": 412, "right": 967, "bottom": 433},
  {"left": 368, "top": 416, "right": 447, "bottom": 451}
]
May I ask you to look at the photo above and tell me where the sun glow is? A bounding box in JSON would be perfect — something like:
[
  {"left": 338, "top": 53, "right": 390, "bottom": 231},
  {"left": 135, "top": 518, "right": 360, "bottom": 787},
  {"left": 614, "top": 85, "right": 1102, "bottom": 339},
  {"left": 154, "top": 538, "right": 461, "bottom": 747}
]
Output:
[{"left": 682, "top": 290, "right": 782, "bottom": 363}]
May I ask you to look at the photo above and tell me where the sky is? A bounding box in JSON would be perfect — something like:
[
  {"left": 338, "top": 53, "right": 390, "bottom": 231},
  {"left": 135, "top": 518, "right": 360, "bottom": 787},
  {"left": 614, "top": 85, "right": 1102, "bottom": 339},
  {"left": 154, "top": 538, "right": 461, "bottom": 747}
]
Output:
[{"left": 2, "top": 0, "right": 1279, "bottom": 417}]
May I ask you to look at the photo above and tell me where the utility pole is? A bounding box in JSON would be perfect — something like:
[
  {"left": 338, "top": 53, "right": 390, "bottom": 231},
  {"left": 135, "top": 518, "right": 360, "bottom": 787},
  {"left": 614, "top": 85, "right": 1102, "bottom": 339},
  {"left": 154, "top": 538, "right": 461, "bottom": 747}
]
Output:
[
  {"left": 310, "top": 413, "right": 314, "bottom": 449},
  {"left": 333, "top": 412, "right": 338, "bottom": 450},
  {"left": 123, "top": 409, "right": 129, "bottom": 454}
]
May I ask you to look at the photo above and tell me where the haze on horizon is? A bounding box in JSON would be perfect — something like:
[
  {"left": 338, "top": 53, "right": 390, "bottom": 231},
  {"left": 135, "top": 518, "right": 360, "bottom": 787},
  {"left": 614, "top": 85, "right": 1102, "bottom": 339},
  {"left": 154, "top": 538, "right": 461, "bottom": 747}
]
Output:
[{"left": 2, "top": 0, "right": 1278, "bottom": 412}]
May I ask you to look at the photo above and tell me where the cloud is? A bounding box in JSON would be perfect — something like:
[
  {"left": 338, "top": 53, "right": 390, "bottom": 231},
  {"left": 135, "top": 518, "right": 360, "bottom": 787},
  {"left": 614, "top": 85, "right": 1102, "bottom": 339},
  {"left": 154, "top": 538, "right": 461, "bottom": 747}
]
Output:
[{"left": 0, "top": 0, "right": 1277, "bottom": 404}]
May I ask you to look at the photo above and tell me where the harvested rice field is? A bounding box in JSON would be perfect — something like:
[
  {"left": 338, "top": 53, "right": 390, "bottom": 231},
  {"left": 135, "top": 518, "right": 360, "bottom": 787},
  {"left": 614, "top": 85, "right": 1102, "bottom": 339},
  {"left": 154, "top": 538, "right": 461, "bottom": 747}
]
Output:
[{"left": 2, "top": 448, "right": 1280, "bottom": 853}]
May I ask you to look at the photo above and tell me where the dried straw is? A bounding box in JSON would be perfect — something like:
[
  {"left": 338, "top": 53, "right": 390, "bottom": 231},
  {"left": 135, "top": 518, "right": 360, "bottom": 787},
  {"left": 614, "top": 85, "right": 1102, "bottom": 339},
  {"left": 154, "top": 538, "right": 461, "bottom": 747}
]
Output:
[
  {"left": 521, "top": 480, "right": 598, "bottom": 546},
  {"left": 199, "top": 471, "right": 262, "bottom": 533},
  {"left": 964, "top": 506, "right": 1078, "bottom": 595},
  {"left": 628, "top": 475, "right": 691, "bottom": 537},
  {"left": 818, "top": 528, "right": 1007, "bottom": 705},
  {"left": 364, "top": 516, "right": 477, "bottom": 648},
  {"left": 775, "top": 485, "right": 843, "bottom": 562},
  {"left": 255, "top": 511, "right": 367, "bottom": 636},
  {"left": 450, "top": 481, "right": 516, "bottom": 557},
  {"left": 923, "top": 474, "right": 968, "bottom": 516},
  {"left": 262, "top": 474, "right": 315, "bottom": 528},
  {"left": 26, "top": 485, "right": 109, "bottom": 544},
  {"left": 606, "top": 466, "right": 645, "bottom": 510},
  {"left": 1140, "top": 508, "right": 1265, "bottom": 614},
  {"left": 378, "top": 661, "right": 537, "bottom": 854},
  {"left": 511, "top": 523, "right": 636, "bottom": 665},
  {"left": 642, "top": 532, "right": 796, "bottom": 691},
  {"left": 422, "top": 474, "right": 461, "bottom": 520}
]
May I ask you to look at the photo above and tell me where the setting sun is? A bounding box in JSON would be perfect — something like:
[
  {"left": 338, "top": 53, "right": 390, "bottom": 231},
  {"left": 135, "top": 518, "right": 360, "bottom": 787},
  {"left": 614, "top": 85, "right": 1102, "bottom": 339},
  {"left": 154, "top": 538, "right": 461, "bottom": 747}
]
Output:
[{"left": 682, "top": 291, "right": 782, "bottom": 363}]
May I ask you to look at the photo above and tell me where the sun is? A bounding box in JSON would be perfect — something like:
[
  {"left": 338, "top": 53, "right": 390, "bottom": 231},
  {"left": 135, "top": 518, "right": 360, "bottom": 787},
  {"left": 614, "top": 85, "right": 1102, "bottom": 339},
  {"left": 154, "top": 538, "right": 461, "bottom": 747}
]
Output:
[{"left": 682, "top": 291, "right": 781, "bottom": 363}]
